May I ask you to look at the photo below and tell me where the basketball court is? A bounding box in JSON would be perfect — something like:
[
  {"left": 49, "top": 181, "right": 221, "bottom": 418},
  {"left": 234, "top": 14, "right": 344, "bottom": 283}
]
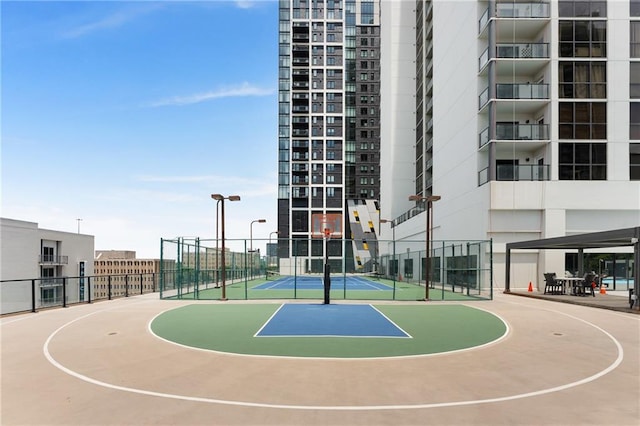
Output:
[{"left": 1, "top": 292, "right": 638, "bottom": 425}]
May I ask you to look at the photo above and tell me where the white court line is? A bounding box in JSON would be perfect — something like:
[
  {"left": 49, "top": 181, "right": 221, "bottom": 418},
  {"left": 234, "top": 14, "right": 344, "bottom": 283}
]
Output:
[
  {"left": 253, "top": 303, "right": 285, "bottom": 337},
  {"left": 368, "top": 304, "right": 412, "bottom": 338},
  {"left": 42, "top": 301, "right": 625, "bottom": 411}
]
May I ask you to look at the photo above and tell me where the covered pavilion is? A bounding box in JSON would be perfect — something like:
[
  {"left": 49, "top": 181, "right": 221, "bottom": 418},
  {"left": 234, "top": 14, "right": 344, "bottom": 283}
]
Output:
[{"left": 505, "top": 227, "right": 640, "bottom": 311}]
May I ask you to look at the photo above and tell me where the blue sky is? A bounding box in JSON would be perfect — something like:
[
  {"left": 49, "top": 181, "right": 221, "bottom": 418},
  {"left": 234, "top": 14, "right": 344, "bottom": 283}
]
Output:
[{"left": 2, "top": 0, "right": 279, "bottom": 257}]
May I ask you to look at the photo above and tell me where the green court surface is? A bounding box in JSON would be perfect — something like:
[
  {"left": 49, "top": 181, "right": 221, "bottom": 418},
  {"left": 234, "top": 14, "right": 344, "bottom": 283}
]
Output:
[{"left": 150, "top": 303, "right": 507, "bottom": 358}]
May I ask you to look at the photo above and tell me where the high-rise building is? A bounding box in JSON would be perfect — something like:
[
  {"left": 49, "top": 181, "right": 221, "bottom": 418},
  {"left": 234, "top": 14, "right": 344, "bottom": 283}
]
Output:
[
  {"left": 379, "top": 0, "right": 640, "bottom": 289},
  {"left": 277, "top": 0, "right": 382, "bottom": 274}
]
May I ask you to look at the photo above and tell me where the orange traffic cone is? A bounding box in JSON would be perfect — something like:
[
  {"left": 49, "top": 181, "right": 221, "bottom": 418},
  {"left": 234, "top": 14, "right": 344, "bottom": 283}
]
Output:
[
  {"left": 528, "top": 282, "right": 533, "bottom": 292},
  {"left": 600, "top": 284, "right": 607, "bottom": 295}
]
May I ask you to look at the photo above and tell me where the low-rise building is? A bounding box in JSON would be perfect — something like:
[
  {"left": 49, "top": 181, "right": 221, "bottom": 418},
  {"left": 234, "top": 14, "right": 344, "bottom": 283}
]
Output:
[
  {"left": 93, "top": 250, "right": 170, "bottom": 298},
  {"left": 0, "top": 217, "right": 94, "bottom": 314}
]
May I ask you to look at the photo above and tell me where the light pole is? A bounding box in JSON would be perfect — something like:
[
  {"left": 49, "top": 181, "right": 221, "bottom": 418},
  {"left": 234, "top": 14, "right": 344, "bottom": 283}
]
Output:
[
  {"left": 76, "top": 218, "right": 82, "bottom": 234},
  {"left": 380, "top": 219, "right": 395, "bottom": 279},
  {"left": 409, "top": 195, "right": 442, "bottom": 300},
  {"left": 211, "top": 194, "right": 241, "bottom": 300},
  {"left": 215, "top": 199, "right": 221, "bottom": 287},
  {"left": 269, "top": 231, "right": 279, "bottom": 268},
  {"left": 250, "top": 219, "right": 266, "bottom": 279}
]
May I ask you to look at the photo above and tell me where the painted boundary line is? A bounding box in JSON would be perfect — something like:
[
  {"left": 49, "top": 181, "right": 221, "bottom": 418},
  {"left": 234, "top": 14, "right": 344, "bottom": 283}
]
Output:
[{"left": 40, "top": 302, "right": 625, "bottom": 411}]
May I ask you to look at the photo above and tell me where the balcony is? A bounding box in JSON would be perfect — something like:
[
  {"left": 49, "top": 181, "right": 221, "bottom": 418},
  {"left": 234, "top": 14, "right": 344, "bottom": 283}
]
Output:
[
  {"left": 478, "top": 164, "right": 550, "bottom": 185},
  {"left": 39, "top": 255, "right": 68, "bottom": 265},
  {"left": 479, "top": 43, "right": 550, "bottom": 75},
  {"left": 479, "top": 123, "right": 549, "bottom": 148},
  {"left": 479, "top": 2, "right": 550, "bottom": 39},
  {"left": 495, "top": 2, "right": 550, "bottom": 18},
  {"left": 497, "top": 164, "right": 550, "bottom": 181},
  {"left": 480, "top": 84, "right": 550, "bottom": 114},
  {"left": 496, "top": 83, "right": 548, "bottom": 99}
]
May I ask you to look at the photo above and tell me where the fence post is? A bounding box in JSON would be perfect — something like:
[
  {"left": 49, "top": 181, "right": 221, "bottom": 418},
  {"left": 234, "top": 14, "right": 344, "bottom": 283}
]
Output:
[
  {"left": 87, "top": 276, "right": 92, "bottom": 304},
  {"left": 125, "top": 275, "right": 129, "bottom": 297},
  {"left": 108, "top": 275, "right": 112, "bottom": 300},
  {"left": 31, "top": 279, "right": 36, "bottom": 313},
  {"left": 62, "top": 277, "right": 67, "bottom": 308},
  {"left": 140, "top": 273, "right": 143, "bottom": 295}
]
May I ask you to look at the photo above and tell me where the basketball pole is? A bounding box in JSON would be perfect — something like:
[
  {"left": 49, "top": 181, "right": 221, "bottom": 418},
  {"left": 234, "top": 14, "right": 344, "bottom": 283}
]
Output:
[{"left": 323, "top": 228, "right": 331, "bottom": 304}]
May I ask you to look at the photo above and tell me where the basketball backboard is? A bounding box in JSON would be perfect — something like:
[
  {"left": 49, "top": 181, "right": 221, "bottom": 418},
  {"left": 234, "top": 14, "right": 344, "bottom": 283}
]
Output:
[{"left": 311, "top": 213, "right": 343, "bottom": 239}]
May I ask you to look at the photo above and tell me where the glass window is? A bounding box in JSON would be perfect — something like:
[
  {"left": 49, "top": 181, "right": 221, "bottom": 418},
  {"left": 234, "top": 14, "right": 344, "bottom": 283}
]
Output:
[
  {"left": 559, "top": 0, "right": 607, "bottom": 17},
  {"left": 632, "top": 22, "right": 640, "bottom": 58},
  {"left": 632, "top": 64, "right": 640, "bottom": 98},
  {"left": 632, "top": 0, "right": 640, "bottom": 17},
  {"left": 559, "top": 21, "right": 607, "bottom": 58},
  {"left": 631, "top": 103, "right": 640, "bottom": 140},
  {"left": 559, "top": 142, "right": 607, "bottom": 180},
  {"left": 630, "top": 143, "right": 640, "bottom": 180},
  {"left": 559, "top": 61, "right": 606, "bottom": 98},
  {"left": 559, "top": 102, "right": 607, "bottom": 139}
]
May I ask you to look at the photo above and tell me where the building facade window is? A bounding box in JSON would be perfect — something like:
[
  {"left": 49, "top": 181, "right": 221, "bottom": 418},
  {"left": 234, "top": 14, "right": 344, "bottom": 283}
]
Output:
[
  {"left": 632, "top": 22, "right": 640, "bottom": 58},
  {"left": 632, "top": 103, "right": 640, "bottom": 139},
  {"left": 632, "top": 64, "right": 640, "bottom": 98},
  {"left": 633, "top": 0, "right": 640, "bottom": 16},
  {"left": 631, "top": 144, "right": 640, "bottom": 180},
  {"left": 559, "top": 142, "right": 607, "bottom": 180},
  {"left": 361, "top": 0, "right": 374, "bottom": 24},
  {"left": 559, "top": 61, "right": 606, "bottom": 98},
  {"left": 558, "top": 0, "right": 607, "bottom": 17},
  {"left": 559, "top": 21, "right": 607, "bottom": 57},
  {"left": 559, "top": 102, "right": 606, "bottom": 139}
]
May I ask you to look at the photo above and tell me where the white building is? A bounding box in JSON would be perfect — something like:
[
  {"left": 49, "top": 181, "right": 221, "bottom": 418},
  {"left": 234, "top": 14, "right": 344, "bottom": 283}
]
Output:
[
  {"left": 0, "top": 218, "right": 94, "bottom": 314},
  {"left": 379, "top": 0, "right": 640, "bottom": 291}
]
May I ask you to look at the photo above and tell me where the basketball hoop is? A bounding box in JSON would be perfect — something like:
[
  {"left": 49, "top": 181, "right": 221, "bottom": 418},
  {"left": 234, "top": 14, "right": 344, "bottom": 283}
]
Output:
[{"left": 311, "top": 213, "right": 343, "bottom": 239}]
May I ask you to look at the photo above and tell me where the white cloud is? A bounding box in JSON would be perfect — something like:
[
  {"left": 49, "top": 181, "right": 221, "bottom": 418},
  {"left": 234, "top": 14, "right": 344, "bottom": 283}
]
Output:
[
  {"left": 235, "top": 0, "right": 257, "bottom": 9},
  {"left": 60, "top": 5, "right": 162, "bottom": 39},
  {"left": 146, "top": 82, "right": 275, "bottom": 107}
]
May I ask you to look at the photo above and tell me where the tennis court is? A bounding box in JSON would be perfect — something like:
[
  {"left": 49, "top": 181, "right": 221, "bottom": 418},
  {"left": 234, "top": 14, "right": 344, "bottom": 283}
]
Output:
[{"left": 254, "top": 274, "right": 392, "bottom": 291}]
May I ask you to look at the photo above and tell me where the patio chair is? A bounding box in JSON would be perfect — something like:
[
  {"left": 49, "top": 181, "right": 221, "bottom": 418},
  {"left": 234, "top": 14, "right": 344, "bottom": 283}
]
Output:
[
  {"left": 543, "top": 273, "right": 562, "bottom": 295},
  {"left": 579, "top": 273, "right": 597, "bottom": 297}
]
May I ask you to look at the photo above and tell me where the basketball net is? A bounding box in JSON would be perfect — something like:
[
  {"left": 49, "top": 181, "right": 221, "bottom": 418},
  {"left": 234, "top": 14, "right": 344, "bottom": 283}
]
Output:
[{"left": 323, "top": 228, "right": 332, "bottom": 240}]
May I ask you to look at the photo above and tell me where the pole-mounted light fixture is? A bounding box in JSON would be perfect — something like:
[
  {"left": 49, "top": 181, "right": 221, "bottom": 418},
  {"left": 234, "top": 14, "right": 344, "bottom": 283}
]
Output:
[
  {"left": 211, "top": 194, "right": 241, "bottom": 300},
  {"left": 408, "top": 195, "right": 441, "bottom": 300}
]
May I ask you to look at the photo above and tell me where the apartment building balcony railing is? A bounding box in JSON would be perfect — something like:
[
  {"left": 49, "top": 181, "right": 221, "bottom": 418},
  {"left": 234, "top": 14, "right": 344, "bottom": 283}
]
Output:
[
  {"left": 478, "top": 164, "right": 551, "bottom": 185},
  {"left": 479, "top": 2, "right": 550, "bottom": 36},
  {"left": 495, "top": 2, "right": 550, "bottom": 18},
  {"left": 38, "top": 254, "right": 69, "bottom": 265},
  {"left": 40, "top": 277, "right": 65, "bottom": 287},
  {"left": 292, "top": 152, "right": 309, "bottom": 160},
  {"left": 497, "top": 43, "right": 549, "bottom": 59},
  {"left": 497, "top": 164, "right": 550, "bottom": 181},
  {"left": 479, "top": 43, "right": 549, "bottom": 71},
  {"left": 479, "top": 123, "right": 550, "bottom": 148},
  {"left": 479, "top": 84, "right": 549, "bottom": 111},
  {"left": 496, "top": 83, "right": 548, "bottom": 99},
  {"left": 292, "top": 33, "right": 309, "bottom": 42}
]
